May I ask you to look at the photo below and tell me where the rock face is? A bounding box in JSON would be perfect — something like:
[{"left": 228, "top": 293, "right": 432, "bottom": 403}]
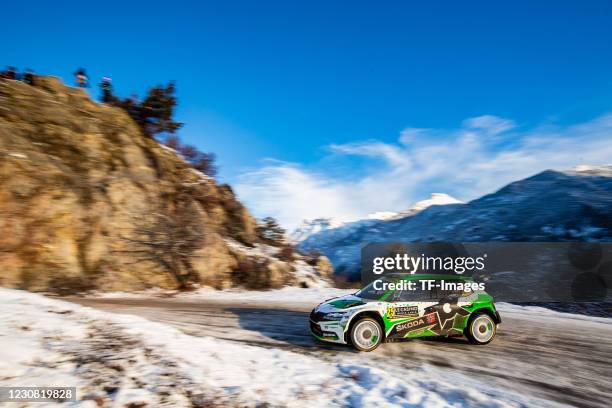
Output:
[{"left": 0, "top": 76, "right": 332, "bottom": 292}]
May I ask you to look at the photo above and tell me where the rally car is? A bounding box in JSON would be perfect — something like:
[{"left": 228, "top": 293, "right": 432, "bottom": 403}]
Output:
[{"left": 309, "top": 274, "right": 501, "bottom": 351}]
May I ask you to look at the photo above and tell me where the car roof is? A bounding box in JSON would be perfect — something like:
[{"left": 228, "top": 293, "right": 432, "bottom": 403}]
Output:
[{"left": 382, "top": 273, "right": 473, "bottom": 282}]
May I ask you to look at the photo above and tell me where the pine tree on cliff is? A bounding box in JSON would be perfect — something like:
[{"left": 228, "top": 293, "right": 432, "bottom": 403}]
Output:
[
  {"left": 164, "top": 135, "right": 217, "bottom": 177},
  {"left": 257, "top": 217, "right": 286, "bottom": 244},
  {"left": 140, "top": 82, "right": 183, "bottom": 137},
  {"left": 111, "top": 82, "right": 216, "bottom": 177},
  {"left": 113, "top": 82, "right": 183, "bottom": 138},
  {"left": 176, "top": 144, "right": 217, "bottom": 177}
]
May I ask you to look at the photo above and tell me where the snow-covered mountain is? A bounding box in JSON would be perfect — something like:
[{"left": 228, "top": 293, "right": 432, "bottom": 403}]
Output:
[
  {"left": 289, "top": 218, "right": 345, "bottom": 243},
  {"left": 390, "top": 193, "right": 463, "bottom": 219},
  {"left": 290, "top": 193, "right": 461, "bottom": 243},
  {"left": 298, "top": 166, "right": 612, "bottom": 279}
]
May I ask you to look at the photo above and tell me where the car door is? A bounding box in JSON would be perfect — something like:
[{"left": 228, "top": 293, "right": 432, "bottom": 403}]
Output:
[
  {"left": 385, "top": 282, "right": 439, "bottom": 339},
  {"left": 424, "top": 280, "right": 471, "bottom": 336},
  {"left": 385, "top": 288, "right": 420, "bottom": 320}
]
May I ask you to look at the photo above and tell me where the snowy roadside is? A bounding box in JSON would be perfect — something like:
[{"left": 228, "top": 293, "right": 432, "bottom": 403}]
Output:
[
  {"left": 2, "top": 288, "right": 533, "bottom": 408},
  {"left": 496, "top": 302, "right": 612, "bottom": 323},
  {"left": 92, "top": 286, "right": 355, "bottom": 308}
]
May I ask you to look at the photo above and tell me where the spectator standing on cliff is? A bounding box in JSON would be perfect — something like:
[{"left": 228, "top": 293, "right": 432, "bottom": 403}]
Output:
[
  {"left": 22, "top": 69, "right": 35, "bottom": 85},
  {"left": 100, "top": 76, "right": 114, "bottom": 103},
  {"left": 74, "top": 68, "right": 88, "bottom": 87},
  {"left": 1, "top": 66, "right": 17, "bottom": 80}
]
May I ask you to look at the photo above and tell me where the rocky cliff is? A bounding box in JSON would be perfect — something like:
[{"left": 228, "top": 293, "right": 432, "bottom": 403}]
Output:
[{"left": 0, "top": 76, "right": 332, "bottom": 293}]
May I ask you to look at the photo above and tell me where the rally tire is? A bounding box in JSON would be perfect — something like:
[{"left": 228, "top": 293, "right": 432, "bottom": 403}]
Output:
[
  {"left": 465, "top": 312, "right": 496, "bottom": 345},
  {"left": 350, "top": 317, "right": 383, "bottom": 352}
]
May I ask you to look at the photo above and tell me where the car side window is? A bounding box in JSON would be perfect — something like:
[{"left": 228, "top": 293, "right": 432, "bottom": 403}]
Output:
[
  {"left": 391, "top": 287, "right": 432, "bottom": 302},
  {"left": 431, "top": 280, "right": 464, "bottom": 300},
  {"left": 388, "top": 289, "right": 403, "bottom": 302}
]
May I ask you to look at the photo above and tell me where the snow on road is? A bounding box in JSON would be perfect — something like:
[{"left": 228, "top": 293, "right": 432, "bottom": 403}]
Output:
[{"left": 1, "top": 288, "right": 544, "bottom": 408}]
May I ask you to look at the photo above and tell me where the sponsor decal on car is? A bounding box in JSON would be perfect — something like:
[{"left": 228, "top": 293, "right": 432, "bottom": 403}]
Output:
[
  {"left": 386, "top": 305, "right": 419, "bottom": 319},
  {"left": 425, "top": 301, "right": 471, "bottom": 335},
  {"left": 329, "top": 299, "right": 365, "bottom": 309},
  {"left": 424, "top": 312, "right": 437, "bottom": 324},
  {"left": 390, "top": 312, "right": 438, "bottom": 337}
]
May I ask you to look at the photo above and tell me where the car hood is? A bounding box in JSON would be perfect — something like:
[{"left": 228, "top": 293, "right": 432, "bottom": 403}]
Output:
[{"left": 316, "top": 294, "right": 366, "bottom": 313}]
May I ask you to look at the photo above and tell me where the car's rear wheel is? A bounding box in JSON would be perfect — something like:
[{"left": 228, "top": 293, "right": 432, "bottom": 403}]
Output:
[
  {"left": 350, "top": 317, "right": 382, "bottom": 352},
  {"left": 465, "top": 312, "right": 496, "bottom": 345}
]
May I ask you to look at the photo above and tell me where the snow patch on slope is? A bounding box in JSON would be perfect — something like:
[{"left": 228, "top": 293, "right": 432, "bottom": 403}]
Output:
[
  {"left": 225, "top": 238, "right": 331, "bottom": 288},
  {"left": 569, "top": 164, "right": 612, "bottom": 176},
  {"left": 290, "top": 217, "right": 345, "bottom": 243},
  {"left": 367, "top": 211, "right": 398, "bottom": 220},
  {"left": 392, "top": 193, "right": 463, "bottom": 219}
]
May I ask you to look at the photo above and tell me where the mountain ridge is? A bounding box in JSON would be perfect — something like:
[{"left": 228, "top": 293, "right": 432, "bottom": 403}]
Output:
[{"left": 298, "top": 166, "right": 612, "bottom": 278}]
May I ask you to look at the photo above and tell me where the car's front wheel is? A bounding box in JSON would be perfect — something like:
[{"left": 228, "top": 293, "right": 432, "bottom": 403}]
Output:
[
  {"left": 465, "top": 312, "right": 497, "bottom": 345},
  {"left": 350, "top": 317, "right": 383, "bottom": 352}
]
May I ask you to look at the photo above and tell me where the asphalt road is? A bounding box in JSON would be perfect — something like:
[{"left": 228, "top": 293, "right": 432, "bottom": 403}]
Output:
[{"left": 67, "top": 297, "right": 612, "bottom": 408}]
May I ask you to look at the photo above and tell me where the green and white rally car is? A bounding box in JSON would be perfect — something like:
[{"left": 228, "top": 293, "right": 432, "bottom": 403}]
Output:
[{"left": 310, "top": 274, "right": 501, "bottom": 351}]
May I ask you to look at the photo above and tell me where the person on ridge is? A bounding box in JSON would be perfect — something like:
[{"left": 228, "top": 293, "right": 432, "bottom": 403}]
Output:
[
  {"left": 22, "top": 69, "right": 35, "bottom": 85},
  {"left": 100, "top": 76, "right": 113, "bottom": 103},
  {"left": 74, "top": 68, "right": 88, "bottom": 87},
  {"left": 2, "top": 66, "right": 17, "bottom": 80}
]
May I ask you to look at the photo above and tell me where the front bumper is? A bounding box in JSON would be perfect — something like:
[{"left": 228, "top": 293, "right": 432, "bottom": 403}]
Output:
[{"left": 309, "top": 319, "right": 347, "bottom": 344}]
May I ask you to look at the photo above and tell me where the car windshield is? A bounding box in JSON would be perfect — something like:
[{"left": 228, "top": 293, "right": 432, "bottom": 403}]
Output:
[{"left": 354, "top": 276, "right": 399, "bottom": 300}]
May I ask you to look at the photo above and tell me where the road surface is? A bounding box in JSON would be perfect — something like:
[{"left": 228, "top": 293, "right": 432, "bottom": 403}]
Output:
[{"left": 67, "top": 296, "right": 612, "bottom": 408}]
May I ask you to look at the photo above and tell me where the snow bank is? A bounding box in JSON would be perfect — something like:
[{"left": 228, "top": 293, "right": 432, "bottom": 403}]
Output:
[
  {"left": 94, "top": 286, "right": 354, "bottom": 307},
  {"left": 1, "top": 288, "right": 525, "bottom": 407},
  {"left": 496, "top": 302, "right": 611, "bottom": 324},
  {"left": 182, "top": 286, "right": 354, "bottom": 304}
]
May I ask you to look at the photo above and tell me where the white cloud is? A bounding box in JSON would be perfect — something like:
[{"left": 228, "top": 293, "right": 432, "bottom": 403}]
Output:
[
  {"left": 234, "top": 163, "right": 363, "bottom": 226},
  {"left": 462, "top": 115, "right": 517, "bottom": 135},
  {"left": 329, "top": 142, "right": 409, "bottom": 169},
  {"left": 235, "top": 114, "right": 612, "bottom": 229},
  {"left": 399, "top": 128, "right": 431, "bottom": 145}
]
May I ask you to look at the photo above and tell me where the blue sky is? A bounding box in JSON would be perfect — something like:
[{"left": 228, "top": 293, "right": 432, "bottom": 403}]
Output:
[{"left": 2, "top": 1, "right": 612, "bottom": 227}]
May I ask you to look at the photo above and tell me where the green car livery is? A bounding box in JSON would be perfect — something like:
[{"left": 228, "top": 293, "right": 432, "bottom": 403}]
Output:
[{"left": 310, "top": 274, "right": 501, "bottom": 351}]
